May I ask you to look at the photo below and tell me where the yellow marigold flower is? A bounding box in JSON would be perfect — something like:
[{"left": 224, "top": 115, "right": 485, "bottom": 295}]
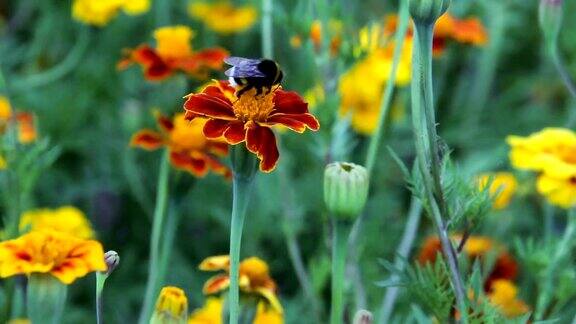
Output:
[
  {"left": 0, "top": 231, "right": 106, "bottom": 284},
  {"left": 507, "top": 128, "right": 576, "bottom": 208},
  {"left": 72, "top": 0, "right": 149, "bottom": 26},
  {"left": 303, "top": 83, "right": 326, "bottom": 110},
  {"left": 477, "top": 172, "right": 518, "bottom": 210},
  {"left": 188, "top": 297, "right": 283, "bottom": 324},
  {"left": 154, "top": 26, "right": 195, "bottom": 61},
  {"left": 19, "top": 206, "right": 95, "bottom": 239},
  {"left": 0, "top": 155, "right": 6, "bottom": 170},
  {"left": 339, "top": 39, "right": 412, "bottom": 135},
  {"left": 199, "top": 255, "right": 283, "bottom": 314},
  {"left": 7, "top": 319, "right": 30, "bottom": 324},
  {"left": 0, "top": 96, "right": 12, "bottom": 122},
  {"left": 188, "top": 1, "right": 258, "bottom": 35},
  {"left": 152, "top": 286, "right": 189, "bottom": 323},
  {"left": 488, "top": 280, "right": 530, "bottom": 318}
]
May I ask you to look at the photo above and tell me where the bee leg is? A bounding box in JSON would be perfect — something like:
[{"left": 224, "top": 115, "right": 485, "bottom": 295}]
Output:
[
  {"left": 236, "top": 84, "right": 253, "bottom": 98},
  {"left": 255, "top": 86, "right": 264, "bottom": 97}
]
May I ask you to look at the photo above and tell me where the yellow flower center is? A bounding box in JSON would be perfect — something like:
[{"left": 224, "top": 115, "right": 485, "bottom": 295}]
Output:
[
  {"left": 153, "top": 25, "right": 194, "bottom": 60},
  {"left": 169, "top": 114, "right": 207, "bottom": 152},
  {"left": 232, "top": 88, "right": 275, "bottom": 123},
  {"left": 240, "top": 257, "right": 270, "bottom": 286}
]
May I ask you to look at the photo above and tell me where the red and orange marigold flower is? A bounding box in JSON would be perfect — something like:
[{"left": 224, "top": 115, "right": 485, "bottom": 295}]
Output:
[
  {"left": 131, "top": 112, "right": 230, "bottom": 178},
  {"left": 0, "top": 230, "right": 106, "bottom": 284},
  {"left": 183, "top": 81, "right": 320, "bottom": 172},
  {"left": 199, "top": 255, "right": 283, "bottom": 314},
  {"left": 118, "top": 25, "right": 229, "bottom": 81}
]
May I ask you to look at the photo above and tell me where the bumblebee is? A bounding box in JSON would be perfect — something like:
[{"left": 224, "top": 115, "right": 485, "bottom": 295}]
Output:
[{"left": 224, "top": 56, "right": 284, "bottom": 97}]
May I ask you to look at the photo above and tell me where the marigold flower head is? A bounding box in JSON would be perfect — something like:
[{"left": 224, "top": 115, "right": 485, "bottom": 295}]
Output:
[
  {"left": 488, "top": 280, "right": 530, "bottom": 318},
  {"left": 152, "top": 286, "right": 189, "bottom": 323},
  {"left": 199, "top": 255, "right": 283, "bottom": 313},
  {"left": 188, "top": 1, "right": 258, "bottom": 35},
  {"left": 183, "top": 80, "right": 319, "bottom": 173},
  {"left": 339, "top": 40, "right": 412, "bottom": 135},
  {"left": 0, "top": 230, "right": 106, "bottom": 284},
  {"left": 300, "top": 19, "right": 343, "bottom": 56},
  {"left": 507, "top": 127, "right": 576, "bottom": 208},
  {"left": 477, "top": 172, "right": 518, "bottom": 210},
  {"left": 131, "top": 112, "right": 230, "bottom": 178},
  {"left": 118, "top": 26, "right": 228, "bottom": 81},
  {"left": 72, "top": 0, "right": 149, "bottom": 26},
  {"left": 188, "top": 296, "right": 283, "bottom": 324},
  {"left": 418, "top": 235, "right": 517, "bottom": 290},
  {"left": 19, "top": 206, "right": 95, "bottom": 239},
  {"left": 0, "top": 96, "right": 37, "bottom": 144}
]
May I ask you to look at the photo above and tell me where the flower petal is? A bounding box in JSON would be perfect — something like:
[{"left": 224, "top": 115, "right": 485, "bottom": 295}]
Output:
[
  {"left": 199, "top": 255, "right": 230, "bottom": 271},
  {"left": 272, "top": 90, "right": 310, "bottom": 114},
  {"left": 246, "top": 125, "right": 279, "bottom": 172},
  {"left": 208, "top": 142, "right": 229, "bottom": 157},
  {"left": 204, "top": 119, "right": 231, "bottom": 138},
  {"left": 266, "top": 113, "right": 320, "bottom": 133},
  {"left": 255, "top": 287, "right": 284, "bottom": 314},
  {"left": 155, "top": 113, "right": 174, "bottom": 132},
  {"left": 203, "top": 274, "right": 230, "bottom": 294},
  {"left": 169, "top": 151, "right": 209, "bottom": 177},
  {"left": 223, "top": 122, "right": 246, "bottom": 144},
  {"left": 184, "top": 94, "right": 235, "bottom": 120},
  {"left": 130, "top": 130, "right": 164, "bottom": 150}
]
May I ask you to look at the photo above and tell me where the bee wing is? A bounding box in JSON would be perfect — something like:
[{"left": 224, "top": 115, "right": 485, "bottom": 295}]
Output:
[{"left": 224, "top": 57, "right": 266, "bottom": 78}]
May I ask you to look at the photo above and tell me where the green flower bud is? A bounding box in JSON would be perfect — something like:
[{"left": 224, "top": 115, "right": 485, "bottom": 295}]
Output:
[
  {"left": 409, "top": 0, "right": 451, "bottom": 25},
  {"left": 539, "top": 0, "right": 563, "bottom": 51},
  {"left": 324, "top": 162, "right": 369, "bottom": 220}
]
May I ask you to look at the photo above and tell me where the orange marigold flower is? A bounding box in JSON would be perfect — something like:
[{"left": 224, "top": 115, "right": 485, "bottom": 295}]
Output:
[
  {"left": 0, "top": 96, "right": 37, "bottom": 144},
  {"left": 188, "top": 296, "right": 283, "bottom": 324},
  {"left": 199, "top": 255, "right": 283, "bottom": 314},
  {"left": 183, "top": 80, "right": 320, "bottom": 172},
  {"left": 417, "top": 235, "right": 517, "bottom": 290},
  {"left": 0, "top": 230, "right": 106, "bottom": 284},
  {"left": 118, "top": 25, "right": 229, "bottom": 81},
  {"left": 488, "top": 280, "right": 530, "bottom": 318},
  {"left": 131, "top": 112, "right": 230, "bottom": 178}
]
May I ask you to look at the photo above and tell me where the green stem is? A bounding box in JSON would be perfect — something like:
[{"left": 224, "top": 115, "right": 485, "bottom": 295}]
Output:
[
  {"left": 535, "top": 209, "right": 576, "bottom": 320},
  {"left": 378, "top": 198, "right": 423, "bottom": 322},
  {"left": 551, "top": 46, "right": 576, "bottom": 99},
  {"left": 330, "top": 220, "right": 349, "bottom": 324},
  {"left": 261, "top": 0, "right": 273, "bottom": 58},
  {"left": 410, "top": 21, "right": 467, "bottom": 318},
  {"left": 96, "top": 272, "right": 107, "bottom": 324},
  {"left": 365, "top": 0, "right": 409, "bottom": 175},
  {"left": 139, "top": 151, "right": 171, "bottom": 324},
  {"left": 10, "top": 26, "right": 91, "bottom": 92},
  {"left": 228, "top": 175, "right": 255, "bottom": 324},
  {"left": 27, "top": 274, "right": 67, "bottom": 324}
]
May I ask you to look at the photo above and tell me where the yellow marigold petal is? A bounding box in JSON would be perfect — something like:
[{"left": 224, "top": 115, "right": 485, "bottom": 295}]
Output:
[
  {"left": 188, "top": 1, "right": 258, "bottom": 35},
  {"left": 203, "top": 274, "right": 230, "bottom": 295},
  {"left": 153, "top": 25, "right": 195, "bottom": 60},
  {"left": 188, "top": 297, "right": 223, "bottom": 323},
  {"left": 19, "top": 206, "right": 95, "bottom": 239},
  {"left": 121, "top": 0, "right": 150, "bottom": 15},
  {"left": 255, "top": 287, "right": 283, "bottom": 314},
  {"left": 199, "top": 255, "right": 230, "bottom": 271},
  {"left": 537, "top": 174, "right": 576, "bottom": 209},
  {"left": 477, "top": 172, "right": 518, "bottom": 210},
  {"left": 488, "top": 280, "right": 530, "bottom": 318},
  {"left": 254, "top": 302, "right": 284, "bottom": 324}
]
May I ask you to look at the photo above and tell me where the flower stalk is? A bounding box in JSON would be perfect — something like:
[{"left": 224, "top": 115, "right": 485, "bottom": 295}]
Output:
[
  {"left": 27, "top": 274, "right": 68, "bottom": 324},
  {"left": 330, "top": 220, "right": 350, "bottom": 324},
  {"left": 139, "top": 151, "right": 171, "bottom": 324},
  {"left": 408, "top": 0, "right": 468, "bottom": 317},
  {"left": 228, "top": 145, "right": 258, "bottom": 324}
]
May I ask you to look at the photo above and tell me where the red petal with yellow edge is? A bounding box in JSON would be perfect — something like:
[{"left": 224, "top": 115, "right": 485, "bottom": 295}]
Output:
[
  {"left": 184, "top": 94, "right": 235, "bottom": 120},
  {"left": 170, "top": 151, "right": 209, "bottom": 177},
  {"left": 199, "top": 255, "right": 230, "bottom": 271},
  {"left": 246, "top": 126, "right": 279, "bottom": 172},
  {"left": 272, "top": 90, "right": 310, "bottom": 115},
  {"left": 155, "top": 113, "right": 174, "bottom": 132},
  {"left": 203, "top": 274, "right": 230, "bottom": 294},
  {"left": 204, "top": 119, "right": 231, "bottom": 138},
  {"left": 266, "top": 113, "right": 320, "bottom": 133},
  {"left": 201, "top": 84, "right": 234, "bottom": 105},
  {"left": 255, "top": 287, "right": 284, "bottom": 314},
  {"left": 130, "top": 130, "right": 164, "bottom": 150},
  {"left": 223, "top": 122, "right": 246, "bottom": 144}
]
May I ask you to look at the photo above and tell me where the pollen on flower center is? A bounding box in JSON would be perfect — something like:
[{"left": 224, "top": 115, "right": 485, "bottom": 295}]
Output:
[{"left": 232, "top": 88, "right": 275, "bottom": 122}]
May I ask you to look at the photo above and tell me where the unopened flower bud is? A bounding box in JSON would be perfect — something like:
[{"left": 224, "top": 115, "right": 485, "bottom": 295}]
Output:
[
  {"left": 353, "top": 309, "right": 373, "bottom": 324},
  {"left": 324, "top": 162, "right": 369, "bottom": 220},
  {"left": 539, "top": 0, "right": 563, "bottom": 51},
  {"left": 103, "top": 250, "right": 120, "bottom": 276},
  {"left": 150, "top": 286, "right": 188, "bottom": 324},
  {"left": 409, "top": 0, "right": 451, "bottom": 25}
]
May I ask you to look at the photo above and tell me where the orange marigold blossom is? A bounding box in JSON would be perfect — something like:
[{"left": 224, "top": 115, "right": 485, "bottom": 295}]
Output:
[
  {"left": 384, "top": 12, "right": 487, "bottom": 56},
  {"left": 0, "top": 96, "right": 37, "bottom": 144},
  {"left": 188, "top": 296, "right": 283, "bottom": 324},
  {"left": 131, "top": 112, "right": 230, "bottom": 178},
  {"left": 0, "top": 230, "right": 106, "bottom": 284},
  {"left": 118, "top": 25, "right": 229, "bottom": 81},
  {"left": 418, "top": 235, "right": 517, "bottom": 290},
  {"left": 199, "top": 255, "right": 283, "bottom": 314},
  {"left": 183, "top": 80, "right": 320, "bottom": 173}
]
